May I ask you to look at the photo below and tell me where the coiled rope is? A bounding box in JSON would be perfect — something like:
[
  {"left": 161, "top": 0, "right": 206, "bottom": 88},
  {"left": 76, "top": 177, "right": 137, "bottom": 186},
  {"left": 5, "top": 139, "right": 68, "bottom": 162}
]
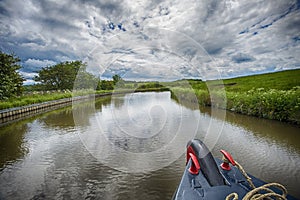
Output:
[{"left": 225, "top": 161, "right": 288, "bottom": 200}]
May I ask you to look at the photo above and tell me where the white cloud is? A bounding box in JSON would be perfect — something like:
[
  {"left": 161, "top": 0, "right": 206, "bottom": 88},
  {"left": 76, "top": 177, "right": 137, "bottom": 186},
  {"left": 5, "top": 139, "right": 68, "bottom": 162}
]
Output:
[
  {"left": 23, "top": 79, "right": 36, "bottom": 85},
  {"left": 19, "top": 71, "right": 38, "bottom": 79},
  {"left": 0, "top": 0, "right": 299, "bottom": 82},
  {"left": 24, "top": 58, "right": 56, "bottom": 68}
]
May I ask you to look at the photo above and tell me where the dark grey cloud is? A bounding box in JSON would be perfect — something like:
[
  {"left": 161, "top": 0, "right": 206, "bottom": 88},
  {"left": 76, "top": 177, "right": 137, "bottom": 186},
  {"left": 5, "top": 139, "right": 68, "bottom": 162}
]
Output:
[
  {"left": 0, "top": 3, "right": 9, "bottom": 16},
  {"left": 75, "top": 0, "right": 126, "bottom": 18},
  {"left": 232, "top": 53, "right": 256, "bottom": 63}
]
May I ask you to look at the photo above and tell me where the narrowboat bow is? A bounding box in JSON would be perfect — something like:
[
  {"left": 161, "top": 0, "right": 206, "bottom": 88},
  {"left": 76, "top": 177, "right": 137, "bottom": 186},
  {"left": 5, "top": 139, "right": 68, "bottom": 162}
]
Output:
[{"left": 172, "top": 139, "right": 297, "bottom": 200}]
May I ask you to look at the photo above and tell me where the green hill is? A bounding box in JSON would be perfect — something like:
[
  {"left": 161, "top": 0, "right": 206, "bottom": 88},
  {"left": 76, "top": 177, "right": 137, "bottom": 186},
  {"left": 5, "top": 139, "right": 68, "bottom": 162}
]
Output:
[
  {"left": 222, "top": 69, "right": 300, "bottom": 92},
  {"left": 168, "top": 69, "right": 300, "bottom": 92}
]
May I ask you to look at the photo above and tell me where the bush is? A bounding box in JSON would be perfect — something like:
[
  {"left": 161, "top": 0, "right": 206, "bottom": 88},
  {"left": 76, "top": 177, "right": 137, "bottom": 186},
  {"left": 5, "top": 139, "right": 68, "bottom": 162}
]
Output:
[
  {"left": 170, "top": 86, "right": 300, "bottom": 124},
  {"left": 226, "top": 87, "right": 300, "bottom": 123}
]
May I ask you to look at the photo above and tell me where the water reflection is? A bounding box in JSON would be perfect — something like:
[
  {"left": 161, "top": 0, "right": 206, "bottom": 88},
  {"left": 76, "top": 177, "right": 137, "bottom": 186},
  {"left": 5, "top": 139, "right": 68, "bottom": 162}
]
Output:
[
  {"left": 0, "top": 92, "right": 299, "bottom": 199},
  {"left": 224, "top": 111, "right": 300, "bottom": 153},
  {"left": 200, "top": 106, "right": 300, "bottom": 154},
  {"left": 175, "top": 97, "right": 300, "bottom": 153},
  {"left": 0, "top": 96, "right": 113, "bottom": 170},
  {"left": 74, "top": 92, "right": 199, "bottom": 173},
  {"left": 41, "top": 107, "right": 75, "bottom": 129},
  {"left": 0, "top": 122, "right": 29, "bottom": 169}
]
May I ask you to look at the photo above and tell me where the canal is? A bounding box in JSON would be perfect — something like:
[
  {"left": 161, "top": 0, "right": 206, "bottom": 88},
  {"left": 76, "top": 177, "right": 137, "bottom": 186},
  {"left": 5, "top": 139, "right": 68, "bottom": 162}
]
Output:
[{"left": 0, "top": 91, "right": 299, "bottom": 199}]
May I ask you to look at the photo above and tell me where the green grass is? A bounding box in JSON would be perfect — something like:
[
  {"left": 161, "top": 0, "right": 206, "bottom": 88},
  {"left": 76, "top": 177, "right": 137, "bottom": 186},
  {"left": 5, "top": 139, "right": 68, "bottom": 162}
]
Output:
[
  {"left": 0, "top": 92, "right": 71, "bottom": 110},
  {"left": 222, "top": 69, "right": 300, "bottom": 92},
  {"left": 169, "top": 69, "right": 300, "bottom": 124},
  {"left": 214, "top": 70, "right": 300, "bottom": 124},
  {"left": 226, "top": 87, "right": 300, "bottom": 123},
  {"left": 0, "top": 90, "right": 111, "bottom": 110},
  {"left": 167, "top": 69, "right": 300, "bottom": 92}
]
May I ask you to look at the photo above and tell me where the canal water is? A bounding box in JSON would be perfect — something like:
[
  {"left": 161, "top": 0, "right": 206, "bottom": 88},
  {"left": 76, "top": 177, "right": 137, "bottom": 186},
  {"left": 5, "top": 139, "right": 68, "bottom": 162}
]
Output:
[{"left": 0, "top": 92, "right": 299, "bottom": 199}]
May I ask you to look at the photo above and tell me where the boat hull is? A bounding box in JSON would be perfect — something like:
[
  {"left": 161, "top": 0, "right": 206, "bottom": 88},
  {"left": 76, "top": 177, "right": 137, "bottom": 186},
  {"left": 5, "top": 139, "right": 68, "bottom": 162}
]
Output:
[{"left": 172, "top": 139, "right": 298, "bottom": 200}]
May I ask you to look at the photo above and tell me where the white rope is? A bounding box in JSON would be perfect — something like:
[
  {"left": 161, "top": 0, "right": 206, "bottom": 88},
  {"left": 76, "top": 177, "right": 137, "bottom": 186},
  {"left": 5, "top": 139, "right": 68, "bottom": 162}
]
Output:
[{"left": 225, "top": 161, "right": 288, "bottom": 200}]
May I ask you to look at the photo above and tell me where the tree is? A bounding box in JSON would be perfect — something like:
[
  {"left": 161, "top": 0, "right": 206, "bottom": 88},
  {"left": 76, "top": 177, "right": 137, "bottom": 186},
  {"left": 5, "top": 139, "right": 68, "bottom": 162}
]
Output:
[
  {"left": 97, "top": 80, "right": 114, "bottom": 90},
  {"left": 34, "top": 61, "right": 99, "bottom": 90},
  {"left": 0, "top": 51, "right": 24, "bottom": 100},
  {"left": 112, "top": 74, "right": 122, "bottom": 83},
  {"left": 112, "top": 74, "right": 124, "bottom": 87}
]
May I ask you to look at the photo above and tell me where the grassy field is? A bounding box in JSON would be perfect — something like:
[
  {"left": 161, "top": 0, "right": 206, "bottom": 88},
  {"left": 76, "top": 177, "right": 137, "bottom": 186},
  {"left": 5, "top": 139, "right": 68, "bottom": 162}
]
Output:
[
  {"left": 222, "top": 69, "right": 300, "bottom": 92},
  {"left": 168, "top": 69, "right": 300, "bottom": 91},
  {"left": 169, "top": 69, "right": 300, "bottom": 124}
]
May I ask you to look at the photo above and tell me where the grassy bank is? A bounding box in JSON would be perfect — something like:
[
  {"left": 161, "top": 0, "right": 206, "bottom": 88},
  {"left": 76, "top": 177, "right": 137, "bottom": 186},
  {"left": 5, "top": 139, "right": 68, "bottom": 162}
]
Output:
[
  {"left": 0, "top": 90, "right": 109, "bottom": 110},
  {"left": 170, "top": 69, "right": 300, "bottom": 124},
  {"left": 0, "top": 87, "right": 169, "bottom": 110},
  {"left": 226, "top": 87, "right": 299, "bottom": 123}
]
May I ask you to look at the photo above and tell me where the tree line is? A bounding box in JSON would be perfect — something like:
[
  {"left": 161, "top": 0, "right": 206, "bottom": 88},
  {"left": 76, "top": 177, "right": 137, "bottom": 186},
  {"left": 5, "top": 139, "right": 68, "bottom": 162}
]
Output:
[{"left": 0, "top": 51, "right": 123, "bottom": 100}]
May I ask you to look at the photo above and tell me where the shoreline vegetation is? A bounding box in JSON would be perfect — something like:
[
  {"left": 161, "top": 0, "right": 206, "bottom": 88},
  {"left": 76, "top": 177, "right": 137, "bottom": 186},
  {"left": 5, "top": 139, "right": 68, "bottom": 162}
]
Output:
[
  {"left": 1, "top": 69, "right": 299, "bottom": 125},
  {"left": 0, "top": 87, "right": 169, "bottom": 110},
  {"left": 169, "top": 69, "right": 300, "bottom": 125}
]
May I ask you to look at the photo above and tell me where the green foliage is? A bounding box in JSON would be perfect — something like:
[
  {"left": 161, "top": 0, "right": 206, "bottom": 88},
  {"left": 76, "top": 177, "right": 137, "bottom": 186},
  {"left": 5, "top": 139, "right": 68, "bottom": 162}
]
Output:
[
  {"left": 97, "top": 80, "right": 114, "bottom": 90},
  {"left": 222, "top": 69, "right": 300, "bottom": 92},
  {"left": 227, "top": 87, "right": 300, "bottom": 123},
  {"left": 222, "top": 70, "right": 300, "bottom": 123},
  {"left": 137, "top": 82, "right": 165, "bottom": 89},
  {"left": 112, "top": 74, "right": 125, "bottom": 87},
  {"left": 112, "top": 74, "right": 122, "bottom": 83},
  {"left": 0, "top": 51, "right": 24, "bottom": 100},
  {"left": 0, "top": 91, "right": 72, "bottom": 110},
  {"left": 34, "top": 61, "right": 99, "bottom": 90},
  {"left": 163, "top": 79, "right": 207, "bottom": 90},
  {"left": 171, "top": 87, "right": 300, "bottom": 124},
  {"left": 170, "top": 69, "right": 300, "bottom": 124},
  {"left": 170, "top": 87, "right": 210, "bottom": 106},
  {"left": 0, "top": 90, "right": 110, "bottom": 110}
]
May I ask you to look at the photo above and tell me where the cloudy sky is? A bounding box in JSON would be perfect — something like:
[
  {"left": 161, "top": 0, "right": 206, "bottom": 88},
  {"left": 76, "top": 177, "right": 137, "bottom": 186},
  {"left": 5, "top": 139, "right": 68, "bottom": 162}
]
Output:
[{"left": 0, "top": 0, "right": 299, "bottom": 84}]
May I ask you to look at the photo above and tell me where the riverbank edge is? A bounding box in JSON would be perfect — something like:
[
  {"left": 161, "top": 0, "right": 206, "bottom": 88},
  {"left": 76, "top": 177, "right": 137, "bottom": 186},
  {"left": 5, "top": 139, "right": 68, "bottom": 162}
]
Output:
[
  {"left": 170, "top": 88, "right": 300, "bottom": 125},
  {"left": 1, "top": 87, "right": 298, "bottom": 126},
  {"left": 0, "top": 88, "right": 169, "bottom": 125}
]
